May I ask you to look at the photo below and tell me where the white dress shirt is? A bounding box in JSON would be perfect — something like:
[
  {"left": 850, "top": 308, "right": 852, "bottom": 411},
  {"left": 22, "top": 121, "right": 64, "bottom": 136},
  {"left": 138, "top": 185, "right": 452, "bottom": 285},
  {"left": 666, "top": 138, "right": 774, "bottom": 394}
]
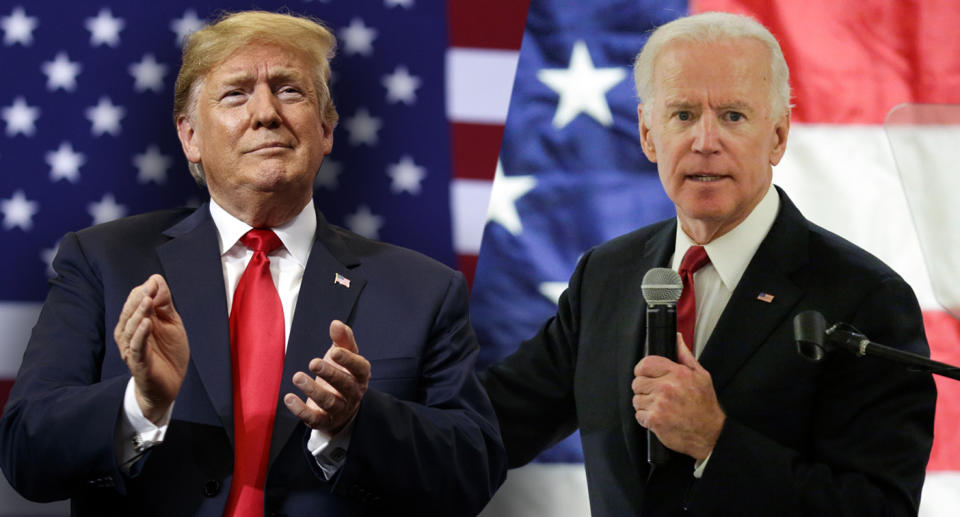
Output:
[
  {"left": 117, "top": 199, "right": 349, "bottom": 478},
  {"left": 669, "top": 185, "right": 780, "bottom": 477}
]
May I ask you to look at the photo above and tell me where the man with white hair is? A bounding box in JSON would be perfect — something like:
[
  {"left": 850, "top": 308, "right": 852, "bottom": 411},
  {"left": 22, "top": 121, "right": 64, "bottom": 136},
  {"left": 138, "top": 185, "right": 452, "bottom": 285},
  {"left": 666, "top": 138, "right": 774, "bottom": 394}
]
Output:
[
  {"left": 483, "top": 12, "right": 935, "bottom": 516},
  {"left": 0, "top": 11, "right": 505, "bottom": 516}
]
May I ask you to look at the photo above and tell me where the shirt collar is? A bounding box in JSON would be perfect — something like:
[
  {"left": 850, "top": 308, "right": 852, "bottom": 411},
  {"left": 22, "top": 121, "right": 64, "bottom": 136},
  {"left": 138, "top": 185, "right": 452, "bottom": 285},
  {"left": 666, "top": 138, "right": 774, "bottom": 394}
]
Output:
[
  {"left": 208, "top": 197, "right": 317, "bottom": 267},
  {"left": 672, "top": 185, "right": 780, "bottom": 290}
]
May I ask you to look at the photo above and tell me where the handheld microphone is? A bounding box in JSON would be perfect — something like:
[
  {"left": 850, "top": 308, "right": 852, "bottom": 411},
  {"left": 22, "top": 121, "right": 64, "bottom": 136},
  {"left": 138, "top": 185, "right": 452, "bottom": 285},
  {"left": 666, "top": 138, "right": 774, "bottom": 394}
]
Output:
[{"left": 640, "top": 268, "right": 682, "bottom": 467}]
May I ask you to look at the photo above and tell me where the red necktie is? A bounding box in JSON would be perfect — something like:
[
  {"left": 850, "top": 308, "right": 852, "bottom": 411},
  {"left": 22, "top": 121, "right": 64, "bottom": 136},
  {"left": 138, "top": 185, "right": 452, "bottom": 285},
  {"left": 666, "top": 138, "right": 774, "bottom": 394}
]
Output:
[
  {"left": 224, "top": 229, "right": 284, "bottom": 517},
  {"left": 677, "top": 245, "right": 710, "bottom": 352}
]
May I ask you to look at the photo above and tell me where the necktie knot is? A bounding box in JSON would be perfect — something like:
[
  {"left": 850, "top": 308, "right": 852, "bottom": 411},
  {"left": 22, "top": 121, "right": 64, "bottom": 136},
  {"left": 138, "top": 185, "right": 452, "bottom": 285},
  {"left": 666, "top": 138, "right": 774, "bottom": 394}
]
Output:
[
  {"left": 240, "top": 229, "right": 282, "bottom": 254},
  {"left": 679, "top": 245, "right": 710, "bottom": 275}
]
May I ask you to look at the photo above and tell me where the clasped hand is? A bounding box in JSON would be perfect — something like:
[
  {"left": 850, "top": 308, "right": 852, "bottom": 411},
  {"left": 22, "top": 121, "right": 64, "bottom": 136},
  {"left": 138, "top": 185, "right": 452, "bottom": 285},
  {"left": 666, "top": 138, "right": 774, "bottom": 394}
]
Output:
[
  {"left": 284, "top": 320, "right": 371, "bottom": 436},
  {"left": 632, "top": 334, "right": 725, "bottom": 461}
]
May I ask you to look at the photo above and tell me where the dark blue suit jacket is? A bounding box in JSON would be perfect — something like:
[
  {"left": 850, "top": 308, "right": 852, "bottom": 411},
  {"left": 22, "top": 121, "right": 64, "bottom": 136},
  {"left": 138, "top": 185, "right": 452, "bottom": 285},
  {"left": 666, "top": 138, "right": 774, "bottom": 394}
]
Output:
[
  {"left": 0, "top": 203, "right": 506, "bottom": 516},
  {"left": 483, "top": 188, "right": 936, "bottom": 516}
]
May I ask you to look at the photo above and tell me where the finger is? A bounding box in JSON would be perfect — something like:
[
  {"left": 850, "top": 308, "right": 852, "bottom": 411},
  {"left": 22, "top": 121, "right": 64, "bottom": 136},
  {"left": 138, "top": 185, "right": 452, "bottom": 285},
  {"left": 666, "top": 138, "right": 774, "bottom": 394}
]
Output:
[
  {"left": 631, "top": 375, "right": 655, "bottom": 395},
  {"left": 149, "top": 275, "right": 178, "bottom": 319},
  {"left": 329, "top": 320, "right": 359, "bottom": 354},
  {"left": 150, "top": 275, "right": 177, "bottom": 315},
  {"left": 310, "top": 359, "right": 364, "bottom": 403},
  {"left": 676, "top": 332, "right": 701, "bottom": 370},
  {"left": 147, "top": 274, "right": 166, "bottom": 294},
  {"left": 115, "top": 281, "right": 151, "bottom": 344},
  {"left": 634, "top": 408, "right": 651, "bottom": 429},
  {"left": 633, "top": 355, "right": 675, "bottom": 378},
  {"left": 293, "top": 371, "right": 345, "bottom": 413},
  {"left": 129, "top": 318, "right": 152, "bottom": 365},
  {"left": 632, "top": 393, "right": 654, "bottom": 411},
  {"left": 318, "top": 351, "right": 349, "bottom": 374},
  {"left": 326, "top": 348, "right": 371, "bottom": 385},
  {"left": 116, "top": 287, "right": 141, "bottom": 329},
  {"left": 120, "top": 295, "right": 153, "bottom": 356},
  {"left": 283, "top": 393, "right": 331, "bottom": 430},
  {"left": 137, "top": 276, "right": 159, "bottom": 304}
]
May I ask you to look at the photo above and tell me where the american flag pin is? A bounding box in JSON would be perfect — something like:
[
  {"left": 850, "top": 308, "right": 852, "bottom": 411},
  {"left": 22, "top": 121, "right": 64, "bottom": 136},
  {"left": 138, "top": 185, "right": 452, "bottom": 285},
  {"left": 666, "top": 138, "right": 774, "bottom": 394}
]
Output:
[
  {"left": 757, "top": 292, "right": 775, "bottom": 303},
  {"left": 334, "top": 273, "right": 351, "bottom": 288}
]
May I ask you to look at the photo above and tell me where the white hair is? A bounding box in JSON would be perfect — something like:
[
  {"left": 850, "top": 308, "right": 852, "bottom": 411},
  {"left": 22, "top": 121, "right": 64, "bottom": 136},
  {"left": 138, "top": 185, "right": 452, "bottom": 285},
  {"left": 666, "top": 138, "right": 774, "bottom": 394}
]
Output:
[{"left": 633, "top": 11, "right": 791, "bottom": 122}]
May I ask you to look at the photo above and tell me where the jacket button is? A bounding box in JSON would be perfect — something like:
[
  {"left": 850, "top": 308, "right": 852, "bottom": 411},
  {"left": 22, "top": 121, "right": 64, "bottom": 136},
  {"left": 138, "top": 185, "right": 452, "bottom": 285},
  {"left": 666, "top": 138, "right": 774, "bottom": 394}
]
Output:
[{"left": 202, "top": 480, "right": 221, "bottom": 497}]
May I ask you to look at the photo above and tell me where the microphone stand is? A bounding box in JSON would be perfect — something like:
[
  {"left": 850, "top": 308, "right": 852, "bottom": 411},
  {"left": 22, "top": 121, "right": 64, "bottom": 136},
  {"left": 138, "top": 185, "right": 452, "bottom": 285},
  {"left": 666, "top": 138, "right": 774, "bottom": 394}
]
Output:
[{"left": 826, "top": 323, "right": 960, "bottom": 381}]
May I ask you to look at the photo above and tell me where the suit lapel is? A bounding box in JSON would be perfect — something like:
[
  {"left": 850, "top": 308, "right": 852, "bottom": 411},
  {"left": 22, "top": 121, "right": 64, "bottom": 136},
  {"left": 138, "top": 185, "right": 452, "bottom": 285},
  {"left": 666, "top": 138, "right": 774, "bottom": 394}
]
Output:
[
  {"left": 269, "top": 210, "right": 367, "bottom": 466},
  {"left": 617, "top": 220, "right": 676, "bottom": 472},
  {"left": 697, "top": 190, "right": 809, "bottom": 393},
  {"left": 156, "top": 204, "right": 235, "bottom": 439}
]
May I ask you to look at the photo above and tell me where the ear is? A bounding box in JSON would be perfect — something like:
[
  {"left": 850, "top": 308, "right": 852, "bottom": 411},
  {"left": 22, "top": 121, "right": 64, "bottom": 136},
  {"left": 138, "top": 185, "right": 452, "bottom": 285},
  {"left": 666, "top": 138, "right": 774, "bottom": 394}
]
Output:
[
  {"left": 637, "top": 104, "right": 657, "bottom": 162},
  {"left": 320, "top": 120, "right": 334, "bottom": 157},
  {"left": 768, "top": 110, "right": 790, "bottom": 166},
  {"left": 176, "top": 114, "right": 202, "bottom": 164}
]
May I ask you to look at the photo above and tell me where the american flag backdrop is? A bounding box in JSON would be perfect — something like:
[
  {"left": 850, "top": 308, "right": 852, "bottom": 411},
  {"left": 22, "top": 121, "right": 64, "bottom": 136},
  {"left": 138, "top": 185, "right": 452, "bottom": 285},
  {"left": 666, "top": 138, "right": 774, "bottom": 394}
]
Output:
[
  {"left": 4, "top": 0, "right": 960, "bottom": 515},
  {"left": 0, "top": 0, "right": 527, "bottom": 513},
  {"left": 472, "top": 0, "right": 960, "bottom": 516}
]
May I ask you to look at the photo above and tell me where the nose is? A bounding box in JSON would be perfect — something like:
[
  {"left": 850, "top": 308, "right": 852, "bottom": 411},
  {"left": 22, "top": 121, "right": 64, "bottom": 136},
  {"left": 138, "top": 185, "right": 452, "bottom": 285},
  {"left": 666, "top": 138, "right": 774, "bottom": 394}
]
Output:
[
  {"left": 248, "top": 85, "right": 282, "bottom": 129},
  {"left": 691, "top": 114, "right": 720, "bottom": 154}
]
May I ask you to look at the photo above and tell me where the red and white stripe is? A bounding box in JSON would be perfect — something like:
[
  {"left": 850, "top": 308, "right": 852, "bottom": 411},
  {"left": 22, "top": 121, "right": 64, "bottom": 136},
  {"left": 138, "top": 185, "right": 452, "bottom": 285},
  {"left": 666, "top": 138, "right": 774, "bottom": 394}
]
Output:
[{"left": 446, "top": 1, "right": 527, "bottom": 286}]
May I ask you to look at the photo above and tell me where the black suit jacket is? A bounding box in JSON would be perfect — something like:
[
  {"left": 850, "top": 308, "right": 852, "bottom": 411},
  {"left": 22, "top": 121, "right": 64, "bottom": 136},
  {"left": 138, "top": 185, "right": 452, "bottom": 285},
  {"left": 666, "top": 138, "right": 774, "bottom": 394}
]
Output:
[
  {"left": 483, "top": 188, "right": 936, "bottom": 516},
  {"left": 0, "top": 203, "right": 506, "bottom": 516}
]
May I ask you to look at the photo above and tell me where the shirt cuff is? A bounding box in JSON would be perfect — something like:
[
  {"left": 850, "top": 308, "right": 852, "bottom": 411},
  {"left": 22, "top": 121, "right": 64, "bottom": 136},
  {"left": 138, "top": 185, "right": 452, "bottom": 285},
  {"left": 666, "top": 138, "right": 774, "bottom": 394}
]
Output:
[
  {"left": 307, "top": 417, "right": 355, "bottom": 480},
  {"left": 116, "top": 378, "right": 173, "bottom": 472},
  {"left": 693, "top": 450, "right": 713, "bottom": 479}
]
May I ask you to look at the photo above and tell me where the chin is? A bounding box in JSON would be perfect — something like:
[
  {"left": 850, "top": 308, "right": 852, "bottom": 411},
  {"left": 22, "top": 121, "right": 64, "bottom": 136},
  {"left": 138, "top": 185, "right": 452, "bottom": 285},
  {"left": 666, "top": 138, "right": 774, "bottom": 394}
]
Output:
[
  {"left": 678, "top": 199, "right": 737, "bottom": 223},
  {"left": 247, "top": 164, "right": 294, "bottom": 186}
]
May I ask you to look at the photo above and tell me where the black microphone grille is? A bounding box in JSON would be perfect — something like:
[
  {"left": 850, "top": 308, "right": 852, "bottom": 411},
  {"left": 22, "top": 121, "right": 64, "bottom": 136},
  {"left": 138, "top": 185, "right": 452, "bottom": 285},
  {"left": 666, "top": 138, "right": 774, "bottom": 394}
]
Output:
[
  {"left": 793, "top": 310, "right": 827, "bottom": 362},
  {"left": 641, "top": 268, "right": 683, "bottom": 305}
]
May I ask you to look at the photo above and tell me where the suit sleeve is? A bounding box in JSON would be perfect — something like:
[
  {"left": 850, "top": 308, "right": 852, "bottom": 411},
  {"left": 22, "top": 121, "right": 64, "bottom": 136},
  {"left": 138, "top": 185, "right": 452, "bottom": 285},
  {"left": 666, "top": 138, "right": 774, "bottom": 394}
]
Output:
[
  {"left": 325, "top": 271, "right": 508, "bottom": 516},
  {"left": 480, "top": 250, "right": 587, "bottom": 467},
  {"left": 0, "top": 232, "right": 131, "bottom": 501},
  {"left": 686, "top": 275, "right": 937, "bottom": 517}
]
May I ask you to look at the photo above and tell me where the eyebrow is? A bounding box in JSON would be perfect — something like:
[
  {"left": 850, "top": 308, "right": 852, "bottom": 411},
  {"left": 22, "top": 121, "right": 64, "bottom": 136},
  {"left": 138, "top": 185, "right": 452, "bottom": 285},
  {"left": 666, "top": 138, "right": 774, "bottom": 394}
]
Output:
[
  {"left": 663, "top": 100, "right": 754, "bottom": 112},
  {"left": 664, "top": 101, "right": 698, "bottom": 111},
  {"left": 216, "top": 67, "right": 306, "bottom": 87},
  {"left": 716, "top": 101, "right": 753, "bottom": 113}
]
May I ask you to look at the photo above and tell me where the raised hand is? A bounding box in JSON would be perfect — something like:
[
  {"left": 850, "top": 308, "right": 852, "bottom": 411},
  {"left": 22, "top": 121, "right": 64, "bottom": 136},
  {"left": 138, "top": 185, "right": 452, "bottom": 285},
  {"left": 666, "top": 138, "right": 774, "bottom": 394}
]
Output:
[
  {"left": 284, "top": 320, "right": 371, "bottom": 435},
  {"left": 114, "top": 274, "right": 189, "bottom": 424}
]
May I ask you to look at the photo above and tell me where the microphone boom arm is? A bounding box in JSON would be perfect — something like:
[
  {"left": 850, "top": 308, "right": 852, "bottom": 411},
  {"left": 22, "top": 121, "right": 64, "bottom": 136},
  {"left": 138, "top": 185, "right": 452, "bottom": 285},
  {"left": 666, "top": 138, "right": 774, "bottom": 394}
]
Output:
[{"left": 825, "top": 324, "right": 960, "bottom": 381}]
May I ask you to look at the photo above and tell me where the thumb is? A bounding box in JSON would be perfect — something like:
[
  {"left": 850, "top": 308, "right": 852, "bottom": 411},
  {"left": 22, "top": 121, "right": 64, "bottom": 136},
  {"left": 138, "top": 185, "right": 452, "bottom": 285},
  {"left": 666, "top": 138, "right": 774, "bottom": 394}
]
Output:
[
  {"left": 329, "top": 320, "right": 359, "bottom": 354},
  {"left": 676, "top": 332, "right": 700, "bottom": 370}
]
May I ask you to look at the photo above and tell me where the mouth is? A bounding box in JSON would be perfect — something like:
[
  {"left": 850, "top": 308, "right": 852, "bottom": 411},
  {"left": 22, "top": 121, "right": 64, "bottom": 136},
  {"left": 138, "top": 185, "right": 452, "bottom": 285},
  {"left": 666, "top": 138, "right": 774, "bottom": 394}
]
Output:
[
  {"left": 247, "top": 142, "right": 292, "bottom": 153},
  {"left": 685, "top": 173, "right": 727, "bottom": 182}
]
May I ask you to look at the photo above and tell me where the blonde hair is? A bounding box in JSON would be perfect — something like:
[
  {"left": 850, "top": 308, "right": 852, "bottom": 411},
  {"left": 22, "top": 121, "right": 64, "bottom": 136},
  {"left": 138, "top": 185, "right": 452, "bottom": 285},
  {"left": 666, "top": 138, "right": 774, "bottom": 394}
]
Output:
[
  {"left": 173, "top": 11, "right": 338, "bottom": 183},
  {"left": 633, "top": 11, "right": 791, "bottom": 123}
]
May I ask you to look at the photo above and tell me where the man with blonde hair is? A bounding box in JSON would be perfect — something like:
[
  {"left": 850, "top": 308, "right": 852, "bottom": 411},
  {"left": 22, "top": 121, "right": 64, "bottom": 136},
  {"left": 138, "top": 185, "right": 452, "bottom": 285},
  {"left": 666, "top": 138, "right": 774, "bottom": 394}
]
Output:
[
  {"left": 0, "top": 11, "right": 505, "bottom": 516},
  {"left": 483, "top": 11, "right": 935, "bottom": 516}
]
